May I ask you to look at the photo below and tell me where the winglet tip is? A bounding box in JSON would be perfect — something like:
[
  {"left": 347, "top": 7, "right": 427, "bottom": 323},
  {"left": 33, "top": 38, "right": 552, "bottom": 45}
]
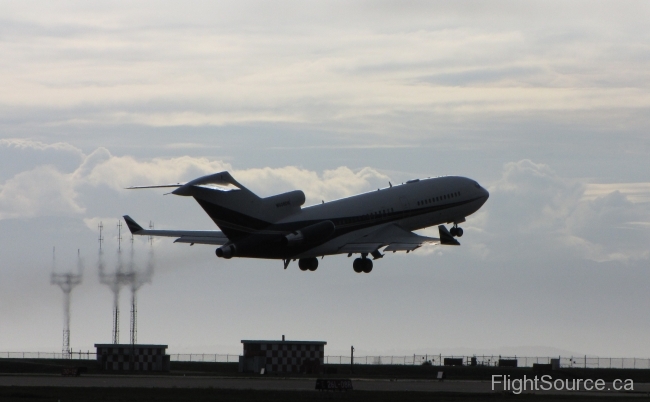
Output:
[{"left": 123, "top": 215, "right": 144, "bottom": 234}]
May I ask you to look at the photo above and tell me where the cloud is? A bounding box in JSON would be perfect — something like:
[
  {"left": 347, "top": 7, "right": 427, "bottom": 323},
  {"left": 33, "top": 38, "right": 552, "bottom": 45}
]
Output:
[
  {"left": 0, "top": 165, "right": 84, "bottom": 220},
  {"left": 0, "top": 138, "right": 84, "bottom": 181},
  {"left": 1, "top": 2, "right": 649, "bottom": 134},
  {"left": 584, "top": 183, "right": 650, "bottom": 203},
  {"left": 235, "top": 166, "right": 390, "bottom": 203},
  {"left": 489, "top": 159, "right": 584, "bottom": 232},
  {"left": 483, "top": 159, "right": 650, "bottom": 262},
  {"left": 0, "top": 141, "right": 391, "bottom": 221},
  {"left": 80, "top": 151, "right": 231, "bottom": 192}
]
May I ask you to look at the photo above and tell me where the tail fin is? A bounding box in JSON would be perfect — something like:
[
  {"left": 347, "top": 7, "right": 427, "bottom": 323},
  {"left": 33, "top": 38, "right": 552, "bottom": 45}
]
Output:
[{"left": 170, "top": 172, "right": 306, "bottom": 240}]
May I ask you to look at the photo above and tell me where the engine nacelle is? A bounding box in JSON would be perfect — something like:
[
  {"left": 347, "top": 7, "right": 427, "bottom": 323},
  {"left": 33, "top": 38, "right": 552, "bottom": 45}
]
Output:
[
  {"left": 283, "top": 220, "right": 335, "bottom": 246},
  {"left": 263, "top": 190, "right": 306, "bottom": 209},
  {"left": 215, "top": 244, "right": 236, "bottom": 259}
]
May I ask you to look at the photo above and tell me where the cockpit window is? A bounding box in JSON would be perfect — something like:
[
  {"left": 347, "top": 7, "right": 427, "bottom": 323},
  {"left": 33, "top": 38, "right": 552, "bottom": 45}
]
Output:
[{"left": 473, "top": 181, "right": 480, "bottom": 188}]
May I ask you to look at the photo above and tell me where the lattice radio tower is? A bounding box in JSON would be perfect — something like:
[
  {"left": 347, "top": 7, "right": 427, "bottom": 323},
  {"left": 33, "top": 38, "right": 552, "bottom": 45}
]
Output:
[
  {"left": 50, "top": 248, "right": 82, "bottom": 358},
  {"left": 98, "top": 221, "right": 131, "bottom": 345},
  {"left": 114, "top": 221, "right": 122, "bottom": 344},
  {"left": 128, "top": 221, "right": 154, "bottom": 345},
  {"left": 129, "top": 233, "right": 137, "bottom": 345}
]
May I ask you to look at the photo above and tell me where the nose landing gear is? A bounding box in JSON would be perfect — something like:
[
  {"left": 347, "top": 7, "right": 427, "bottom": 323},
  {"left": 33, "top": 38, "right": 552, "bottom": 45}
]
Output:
[{"left": 450, "top": 224, "right": 463, "bottom": 237}]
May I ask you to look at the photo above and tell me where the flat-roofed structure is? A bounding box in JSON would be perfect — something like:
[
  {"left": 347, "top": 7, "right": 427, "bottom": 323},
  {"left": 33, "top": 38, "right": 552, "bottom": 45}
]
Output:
[
  {"left": 239, "top": 339, "right": 326, "bottom": 374},
  {"left": 95, "top": 344, "right": 170, "bottom": 371}
]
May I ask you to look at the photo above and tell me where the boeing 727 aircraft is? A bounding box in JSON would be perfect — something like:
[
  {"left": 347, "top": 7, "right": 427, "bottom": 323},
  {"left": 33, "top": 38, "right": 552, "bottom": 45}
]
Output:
[{"left": 123, "top": 171, "right": 489, "bottom": 273}]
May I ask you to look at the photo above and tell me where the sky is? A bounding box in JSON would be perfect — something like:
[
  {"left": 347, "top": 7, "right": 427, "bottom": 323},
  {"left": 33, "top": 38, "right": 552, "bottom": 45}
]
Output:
[{"left": 0, "top": 1, "right": 649, "bottom": 358}]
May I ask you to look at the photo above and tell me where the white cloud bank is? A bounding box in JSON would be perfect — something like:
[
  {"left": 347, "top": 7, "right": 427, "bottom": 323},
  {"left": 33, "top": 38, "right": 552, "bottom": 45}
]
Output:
[
  {"left": 0, "top": 140, "right": 388, "bottom": 221},
  {"left": 484, "top": 160, "right": 650, "bottom": 262},
  {"left": 1, "top": 141, "right": 647, "bottom": 264}
]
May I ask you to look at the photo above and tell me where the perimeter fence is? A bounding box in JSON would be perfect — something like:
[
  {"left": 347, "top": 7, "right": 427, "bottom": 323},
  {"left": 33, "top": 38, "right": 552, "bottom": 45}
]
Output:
[{"left": 3, "top": 352, "right": 650, "bottom": 369}]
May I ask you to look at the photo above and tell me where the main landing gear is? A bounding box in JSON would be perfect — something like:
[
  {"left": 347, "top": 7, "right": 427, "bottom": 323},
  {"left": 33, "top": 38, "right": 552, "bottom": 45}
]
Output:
[
  {"left": 353, "top": 254, "right": 373, "bottom": 273},
  {"left": 449, "top": 224, "right": 464, "bottom": 237},
  {"left": 298, "top": 257, "right": 318, "bottom": 271}
]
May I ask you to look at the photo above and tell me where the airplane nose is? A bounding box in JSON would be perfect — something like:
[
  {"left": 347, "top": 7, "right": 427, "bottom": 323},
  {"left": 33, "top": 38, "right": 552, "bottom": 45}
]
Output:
[{"left": 482, "top": 187, "right": 489, "bottom": 200}]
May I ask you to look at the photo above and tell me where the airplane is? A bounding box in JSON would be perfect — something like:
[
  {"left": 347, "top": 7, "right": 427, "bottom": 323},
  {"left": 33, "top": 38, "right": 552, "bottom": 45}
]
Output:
[{"left": 123, "top": 171, "right": 489, "bottom": 273}]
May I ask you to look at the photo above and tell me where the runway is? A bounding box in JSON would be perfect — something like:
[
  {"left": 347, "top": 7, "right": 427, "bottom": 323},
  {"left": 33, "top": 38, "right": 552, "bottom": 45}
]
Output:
[{"left": 1, "top": 374, "right": 649, "bottom": 397}]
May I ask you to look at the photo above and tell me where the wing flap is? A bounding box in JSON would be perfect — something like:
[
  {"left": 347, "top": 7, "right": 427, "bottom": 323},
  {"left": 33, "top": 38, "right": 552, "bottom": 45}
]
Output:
[
  {"left": 339, "top": 243, "right": 384, "bottom": 253},
  {"left": 337, "top": 224, "right": 440, "bottom": 254},
  {"left": 384, "top": 243, "right": 423, "bottom": 252}
]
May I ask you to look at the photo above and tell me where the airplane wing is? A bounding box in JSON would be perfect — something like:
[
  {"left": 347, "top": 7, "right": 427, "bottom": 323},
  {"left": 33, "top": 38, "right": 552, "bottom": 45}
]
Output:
[
  {"left": 123, "top": 215, "right": 229, "bottom": 246},
  {"left": 338, "top": 224, "right": 459, "bottom": 254}
]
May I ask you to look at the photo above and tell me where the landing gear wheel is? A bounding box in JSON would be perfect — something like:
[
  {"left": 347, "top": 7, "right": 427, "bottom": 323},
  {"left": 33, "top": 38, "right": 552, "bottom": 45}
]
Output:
[
  {"left": 299, "top": 258, "right": 318, "bottom": 271},
  {"left": 353, "top": 258, "right": 363, "bottom": 273},
  {"left": 362, "top": 258, "right": 373, "bottom": 273},
  {"left": 450, "top": 226, "right": 463, "bottom": 237}
]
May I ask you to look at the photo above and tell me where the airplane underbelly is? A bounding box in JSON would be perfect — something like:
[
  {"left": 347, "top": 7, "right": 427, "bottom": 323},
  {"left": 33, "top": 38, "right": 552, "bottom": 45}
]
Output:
[{"left": 400, "top": 211, "right": 444, "bottom": 231}]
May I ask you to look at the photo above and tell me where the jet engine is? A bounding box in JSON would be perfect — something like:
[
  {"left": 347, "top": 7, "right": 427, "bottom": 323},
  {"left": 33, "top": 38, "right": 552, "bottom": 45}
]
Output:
[
  {"left": 215, "top": 234, "right": 277, "bottom": 259},
  {"left": 215, "top": 244, "right": 236, "bottom": 259},
  {"left": 283, "top": 220, "right": 335, "bottom": 246}
]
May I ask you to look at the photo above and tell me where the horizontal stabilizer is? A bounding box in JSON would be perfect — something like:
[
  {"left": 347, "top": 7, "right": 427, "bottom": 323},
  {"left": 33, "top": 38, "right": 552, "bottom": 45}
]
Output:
[
  {"left": 126, "top": 184, "right": 184, "bottom": 189},
  {"left": 122, "top": 215, "right": 228, "bottom": 245}
]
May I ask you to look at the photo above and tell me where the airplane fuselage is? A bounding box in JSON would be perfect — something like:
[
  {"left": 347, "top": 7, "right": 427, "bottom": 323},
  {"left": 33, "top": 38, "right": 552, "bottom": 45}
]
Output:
[{"left": 194, "top": 176, "right": 488, "bottom": 259}]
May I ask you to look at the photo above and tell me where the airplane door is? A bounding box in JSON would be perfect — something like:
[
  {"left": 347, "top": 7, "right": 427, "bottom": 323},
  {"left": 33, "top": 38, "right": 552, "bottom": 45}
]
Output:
[{"left": 399, "top": 196, "right": 410, "bottom": 209}]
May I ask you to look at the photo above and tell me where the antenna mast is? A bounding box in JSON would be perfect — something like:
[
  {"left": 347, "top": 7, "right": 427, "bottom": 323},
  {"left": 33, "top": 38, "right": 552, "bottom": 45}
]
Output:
[
  {"left": 112, "top": 220, "right": 123, "bottom": 344},
  {"left": 51, "top": 248, "right": 82, "bottom": 358},
  {"left": 98, "top": 222, "right": 104, "bottom": 251},
  {"left": 148, "top": 221, "right": 154, "bottom": 245}
]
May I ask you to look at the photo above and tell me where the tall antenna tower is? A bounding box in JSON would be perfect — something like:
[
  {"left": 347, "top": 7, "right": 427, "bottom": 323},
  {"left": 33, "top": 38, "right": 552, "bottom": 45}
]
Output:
[
  {"left": 98, "top": 220, "right": 130, "bottom": 345},
  {"left": 129, "top": 290, "right": 137, "bottom": 345},
  {"left": 99, "top": 219, "right": 154, "bottom": 347},
  {"left": 50, "top": 248, "right": 82, "bottom": 358},
  {"left": 129, "top": 234, "right": 137, "bottom": 345},
  {"left": 113, "top": 220, "right": 123, "bottom": 344},
  {"left": 148, "top": 221, "right": 154, "bottom": 245},
  {"left": 129, "top": 225, "right": 155, "bottom": 346},
  {"left": 98, "top": 222, "right": 104, "bottom": 250}
]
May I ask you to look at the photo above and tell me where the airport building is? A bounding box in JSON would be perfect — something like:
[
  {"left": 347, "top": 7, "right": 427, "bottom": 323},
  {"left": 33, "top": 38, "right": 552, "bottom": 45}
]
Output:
[
  {"left": 239, "top": 339, "right": 326, "bottom": 374},
  {"left": 95, "top": 344, "right": 170, "bottom": 371}
]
